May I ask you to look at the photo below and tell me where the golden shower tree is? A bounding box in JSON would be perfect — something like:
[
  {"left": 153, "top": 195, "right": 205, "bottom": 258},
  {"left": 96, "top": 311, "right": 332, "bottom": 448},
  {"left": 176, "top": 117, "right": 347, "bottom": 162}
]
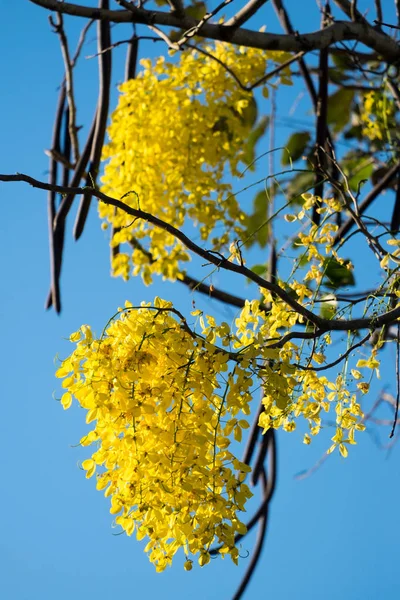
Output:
[{"left": 3, "top": 0, "right": 400, "bottom": 597}]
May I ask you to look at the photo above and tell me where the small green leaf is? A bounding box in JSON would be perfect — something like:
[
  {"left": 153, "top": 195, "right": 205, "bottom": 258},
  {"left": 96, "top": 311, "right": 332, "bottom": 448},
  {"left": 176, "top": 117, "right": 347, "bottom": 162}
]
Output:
[
  {"left": 282, "top": 131, "right": 311, "bottom": 165},
  {"left": 327, "top": 89, "right": 355, "bottom": 134},
  {"left": 250, "top": 264, "right": 267, "bottom": 277},
  {"left": 185, "top": 1, "right": 207, "bottom": 19},
  {"left": 244, "top": 190, "right": 270, "bottom": 248},
  {"left": 320, "top": 294, "right": 337, "bottom": 320},
  {"left": 241, "top": 116, "right": 269, "bottom": 168},
  {"left": 254, "top": 189, "right": 268, "bottom": 214},
  {"left": 323, "top": 258, "right": 355, "bottom": 289}
]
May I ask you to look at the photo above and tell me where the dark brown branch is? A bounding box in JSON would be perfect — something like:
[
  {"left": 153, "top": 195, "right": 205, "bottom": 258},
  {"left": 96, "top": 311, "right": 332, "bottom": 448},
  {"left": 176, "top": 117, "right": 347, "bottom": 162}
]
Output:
[
  {"left": 241, "top": 402, "right": 264, "bottom": 467},
  {"left": 295, "top": 332, "right": 371, "bottom": 372},
  {"left": 391, "top": 171, "right": 400, "bottom": 232},
  {"left": 186, "top": 43, "right": 304, "bottom": 92},
  {"left": 125, "top": 33, "right": 138, "bottom": 80},
  {"left": 333, "top": 0, "right": 370, "bottom": 24},
  {"left": 211, "top": 430, "right": 276, "bottom": 555},
  {"left": 273, "top": 0, "right": 339, "bottom": 212},
  {"left": 232, "top": 470, "right": 269, "bottom": 600},
  {"left": 312, "top": 5, "right": 330, "bottom": 225},
  {"left": 180, "top": 273, "right": 270, "bottom": 311},
  {"left": 28, "top": 1, "right": 400, "bottom": 59},
  {"left": 71, "top": 17, "right": 94, "bottom": 65},
  {"left": 176, "top": 0, "right": 234, "bottom": 47},
  {"left": 4, "top": 173, "right": 400, "bottom": 332},
  {"left": 374, "top": 0, "right": 383, "bottom": 30},
  {"left": 128, "top": 231, "right": 269, "bottom": 312}
]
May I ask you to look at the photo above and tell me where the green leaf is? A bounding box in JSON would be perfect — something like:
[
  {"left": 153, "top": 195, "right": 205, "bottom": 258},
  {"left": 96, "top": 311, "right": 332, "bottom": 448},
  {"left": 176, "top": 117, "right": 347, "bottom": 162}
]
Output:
[
  {"left": 185, "top": 1, "right": 207, "bottom": 19},
  {"left": 320, "top": 294, "right": 337, "bottom": 320},
  {"left": 340, "top": 150, "right": 374, "bottom": 191},
  {"left": 241, "top": 116, "right": 269, "bottom": 168},
  {"left": 327, "top": 89, "right": 355, "bottom": 134},
  {"left": 327, "top": 68, "right": 350, "bottom": 85},
  {"left": 323, "top": 258, "right": 355, "bottom": 289},
  {"left": 282, "top": 131, "right": 311, "bottom": 165},
  {"left": 250, "top": 264, "right": 267, "bottom": 276},
  {"left": 254, "top": 189, "right": 268, "bottom": 213},
  {"left": 244, "top": 190, "right": 270, "bottom": 248}
]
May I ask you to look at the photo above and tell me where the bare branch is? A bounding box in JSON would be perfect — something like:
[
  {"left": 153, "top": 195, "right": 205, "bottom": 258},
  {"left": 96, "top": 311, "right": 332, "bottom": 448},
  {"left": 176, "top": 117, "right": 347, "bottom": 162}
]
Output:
[
  {"left": 225, "top": 0, "right": 269, "bottom": 28},
  {"left": 4, "top": 173, "right": 400, "bottom": 333},
  {"left": 28, "top": 1, "right": 400, "bottom": 59},
  {"left": 176, "top": 0, "right": 234, "bottom": 47},
  {"left": 295, "top": 332, "right": 371, "bottom": 372},
  {"left": 232, "top": 471, "right": 269, "bottom": 600}
]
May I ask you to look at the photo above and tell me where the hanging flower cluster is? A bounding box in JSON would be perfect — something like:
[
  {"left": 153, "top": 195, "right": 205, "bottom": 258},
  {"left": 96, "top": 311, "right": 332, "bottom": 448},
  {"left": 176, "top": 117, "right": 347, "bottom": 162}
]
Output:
[
  {"left": 57, "top": 298, "right": 254, "bottom": 571},
  {"left": 99, "top": 42, "right": 293, "bottom": 284},
  {"left": 57, "top": 194, "right": 395, "bottom": 568}
]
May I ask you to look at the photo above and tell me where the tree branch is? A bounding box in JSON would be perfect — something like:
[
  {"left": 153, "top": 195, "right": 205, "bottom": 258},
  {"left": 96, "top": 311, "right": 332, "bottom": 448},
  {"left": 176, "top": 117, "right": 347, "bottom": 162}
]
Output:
[
  {"left": 3, "top": 172, "right": 400, "bottom": 332},
  {"left": 28, "top": 1, "right": 400, "bottom": 59},
  {"left": 225, "top": 0, "right": 269, "bottom": 28}
]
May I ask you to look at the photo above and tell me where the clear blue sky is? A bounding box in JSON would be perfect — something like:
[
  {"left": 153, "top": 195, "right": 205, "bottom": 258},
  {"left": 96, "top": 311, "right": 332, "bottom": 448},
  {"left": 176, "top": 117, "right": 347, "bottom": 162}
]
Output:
[{"left": 1, "top": 2, "right": 399, "bottom": 599}]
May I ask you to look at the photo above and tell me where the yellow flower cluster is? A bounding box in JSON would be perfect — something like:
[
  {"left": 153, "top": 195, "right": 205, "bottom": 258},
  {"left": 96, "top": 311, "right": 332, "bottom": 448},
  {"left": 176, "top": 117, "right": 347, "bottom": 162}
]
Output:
[
  {"left": 360, "top": 90, "right": 395, "bottom": 142},
  {"left": 100, "top": 43, "right": 292, "bottom": 284},
  {"left": 230, "top": 296, "right": 367, "bottom": 453},
  {"left": 58, "top": 191, "right": 388, "bottom": 568},
  {"left": 57, "top": 298, "right": 254, "bottom": 571}
]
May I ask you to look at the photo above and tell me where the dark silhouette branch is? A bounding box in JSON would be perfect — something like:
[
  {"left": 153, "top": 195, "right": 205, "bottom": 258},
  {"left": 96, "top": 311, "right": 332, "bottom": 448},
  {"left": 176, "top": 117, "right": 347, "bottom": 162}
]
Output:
[
  {"left": 3, "top": 173, "right": 400, "bottom": 333},
  {"left": 28, "top": 1, "right": 400, "bottom": 59}
]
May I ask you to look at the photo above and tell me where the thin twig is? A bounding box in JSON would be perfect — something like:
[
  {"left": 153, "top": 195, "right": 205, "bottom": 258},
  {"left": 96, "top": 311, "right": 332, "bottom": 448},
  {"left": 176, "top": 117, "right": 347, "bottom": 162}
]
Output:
[
  {"left": 232, "top": 470, "right": 269, "bottom": 600},
  {"left": 312, "top": 4, "right": 330, "bottom": 225},
  {"left": 177, "top": 0, "right": 234, "bottom": 47},
  {"left": 71, "top": 17, "right": 94, "bottom": 65},
  {"left": 148, "top": 24, "right": 180, "bottom": 50},
  {"left": 333, "top": 161, "right": 400, "bottom": 246},
  {"left": 294, "top": 332, "right": 371, "bottom": 372},
  {"left": 225, "top": 0, "right": 269, "bottom": 28}
]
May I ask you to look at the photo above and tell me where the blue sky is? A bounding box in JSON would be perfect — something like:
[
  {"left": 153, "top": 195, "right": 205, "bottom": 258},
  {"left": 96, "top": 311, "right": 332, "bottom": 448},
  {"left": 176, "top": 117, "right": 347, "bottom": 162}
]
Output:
[{"left": 1, "top": 2, "right": 399, "bottom": 599}]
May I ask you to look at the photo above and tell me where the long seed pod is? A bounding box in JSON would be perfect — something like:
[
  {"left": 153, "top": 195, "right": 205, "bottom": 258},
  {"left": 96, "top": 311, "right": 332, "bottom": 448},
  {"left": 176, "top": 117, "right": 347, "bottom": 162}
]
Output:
[
  {"left": 73, "top": 0, "right": 112, "bottom": 240},
  {"left": 46, "top": 84, "right": 66, "bottom": 312},
  {"left": 46, "top": 105, "right": 71, "bottom": 311}
]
